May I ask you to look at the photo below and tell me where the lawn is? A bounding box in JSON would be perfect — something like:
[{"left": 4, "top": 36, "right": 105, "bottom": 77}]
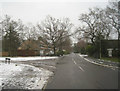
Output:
[{"left": 101, "top": 57, "right": 120, "bottom": 63}]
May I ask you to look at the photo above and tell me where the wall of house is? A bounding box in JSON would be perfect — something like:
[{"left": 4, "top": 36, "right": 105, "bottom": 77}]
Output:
[{"left": 101, "top": 40, "right": 120, "bottom": 57}]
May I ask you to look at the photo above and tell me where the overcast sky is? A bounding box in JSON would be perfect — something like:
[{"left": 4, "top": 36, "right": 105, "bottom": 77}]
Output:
[{"left": 0, "top": 0, "right": 109, "bottom": 27}]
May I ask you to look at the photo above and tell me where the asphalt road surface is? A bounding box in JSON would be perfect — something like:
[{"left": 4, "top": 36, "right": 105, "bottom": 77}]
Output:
[{"left": 46, "top": 53, "right": 119, "bottom": 89}]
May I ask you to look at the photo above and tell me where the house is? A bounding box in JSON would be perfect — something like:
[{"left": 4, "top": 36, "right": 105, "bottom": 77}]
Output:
[
  {"left": 17, "top": 39, "right": 53, "bottom": 56},
  {"left": 101, "top": 40, "right": 120, "bottom": 57},
  {"left": 1, "top": 37, "right": 54, "bottom": 57}
]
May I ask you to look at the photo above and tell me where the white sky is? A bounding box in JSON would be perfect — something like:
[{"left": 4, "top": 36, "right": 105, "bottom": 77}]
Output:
[
  {"left": 0, "top": 0, "right": 109, "bottom": 27},
  {"left": 0, "top": 0, "right": 110, "bottom": 42}
]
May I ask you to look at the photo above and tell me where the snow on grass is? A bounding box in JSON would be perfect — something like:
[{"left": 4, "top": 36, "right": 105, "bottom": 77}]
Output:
[
  {"left": 0, "top": 63, "right": 24, "bottom": 90},
  {"left": 0, "top": 56, "right": 58, "bottom": 61},
  {"left": 18, "top": 64, "right": 53, "bottom": 89},
  {"left": 0, "top": 62, "right": 53, "bottom": 89}
]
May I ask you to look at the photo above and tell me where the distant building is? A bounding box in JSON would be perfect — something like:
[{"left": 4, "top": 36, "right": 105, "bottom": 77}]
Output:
[
  {"left": 17, "top": 39, "right": 53, "bottom": 56},
  {"left": 0, "top": 37, "right": 54, "bottom": 56},
  {"left": 101, "top": 40, "right": 120, "bottom": 57}
]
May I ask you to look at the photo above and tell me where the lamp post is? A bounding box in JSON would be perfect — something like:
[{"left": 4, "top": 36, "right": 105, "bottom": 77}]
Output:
[
  {"left": 100, "top": 38, "right": 101, "bottom": 59},
  {"left": 118, "top": 1, "right": 120, "bottom": 59},
  {"left": 118, "top": 1, "right": 120, "bottom": 41}
]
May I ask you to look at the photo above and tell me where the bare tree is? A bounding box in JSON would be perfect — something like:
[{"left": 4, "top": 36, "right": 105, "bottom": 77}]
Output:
[
  {"left": 62, "top": 37, "right": 72, "bottom": 53},
  {"left": 56, "top": 18, "right": 73, "bottom": 52},
  {"left": 105, "top": 1, "right": 119, "bottom": 39},
  {"left": 37, "top": 15, "right": 73, "bottom": 55},
  {"left": 0, "top": 16, "right": 2, "bottom": 40},
  {"left": 21, "top": 23, "right": 38, "bottom": 41},
  {"left": 77, "top": 7, "right": 112, "bottom": 44},
  {"left": 74, "top": 39, "right": 87, "bottom": 53}
]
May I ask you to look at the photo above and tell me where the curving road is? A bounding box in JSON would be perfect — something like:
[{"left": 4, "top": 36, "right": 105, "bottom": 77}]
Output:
[{"left": 45, "top": 53, "right": 119, "bottom": 89}]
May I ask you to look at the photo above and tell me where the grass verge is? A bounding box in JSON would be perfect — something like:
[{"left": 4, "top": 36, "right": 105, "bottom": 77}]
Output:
[{"left": 101, "top": 57, "right": 120, "bottom": 63}]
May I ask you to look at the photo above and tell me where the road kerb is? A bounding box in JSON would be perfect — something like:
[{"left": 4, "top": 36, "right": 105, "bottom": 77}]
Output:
[{"left": 79, "top": 54, "right": 118, "bottom": 69}]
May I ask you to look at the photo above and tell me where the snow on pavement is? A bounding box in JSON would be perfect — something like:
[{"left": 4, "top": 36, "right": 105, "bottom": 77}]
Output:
[
  {"left": 0, "top": 62, "right": 53, "bottom": 90},
  {"left": 0, "top": 56, "right": 58, "bottom": 61}
]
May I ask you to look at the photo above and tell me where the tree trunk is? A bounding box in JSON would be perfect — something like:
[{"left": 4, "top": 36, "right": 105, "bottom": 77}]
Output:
[{"left": 53, "top": 45, "right": 56, "bottom": 55}]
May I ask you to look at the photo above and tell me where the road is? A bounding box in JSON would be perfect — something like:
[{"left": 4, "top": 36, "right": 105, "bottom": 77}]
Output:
[{"left": 46, "top": 53, "right": 119, "bottom": 89}]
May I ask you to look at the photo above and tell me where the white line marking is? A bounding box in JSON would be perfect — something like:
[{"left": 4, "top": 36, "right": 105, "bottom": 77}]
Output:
[
  {"left": 74, "top": 61, "right": 77, "bottom": 65},
  {"left": 73, "top": 58, "right": 84, "bottom": 72},
  {"left": 78, "top": 66, "right": 84, "bottom": 72}
]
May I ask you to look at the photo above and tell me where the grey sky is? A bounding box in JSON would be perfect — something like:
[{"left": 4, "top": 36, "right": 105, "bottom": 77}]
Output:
[{"left": 1, "top": 0, "right": 109, "bottom": 27}]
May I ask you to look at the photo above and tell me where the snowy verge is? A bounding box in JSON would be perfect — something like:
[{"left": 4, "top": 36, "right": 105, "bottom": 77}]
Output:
[
  {"left": 0, "top": 63, "right": 24, "bottom": 90},
  {"left": 0, "top": 56, "right": 58, "bottom": 61},
  {"left": 79, "top": 54, "right": 88, "bottom": 57},
  {"left": 0, "top": 62, "right": 53, "bottom": 90},
  {"left": 79, "top": 54, "right": 118, "bottom": 69}
]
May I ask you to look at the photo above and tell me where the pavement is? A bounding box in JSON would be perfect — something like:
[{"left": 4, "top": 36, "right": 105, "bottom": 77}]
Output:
[{"left": 45, "top": 53, "right": 119, "bottom": 89}]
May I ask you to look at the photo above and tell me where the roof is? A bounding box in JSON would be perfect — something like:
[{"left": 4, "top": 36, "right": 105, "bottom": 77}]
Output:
[{"left": 101, "top": 40, "right": 120, "bottom": 49}]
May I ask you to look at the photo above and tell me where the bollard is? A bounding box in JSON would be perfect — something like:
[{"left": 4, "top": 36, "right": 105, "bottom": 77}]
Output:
[{"left": 5, "top": 58, "right": 11, "bottom": 64}]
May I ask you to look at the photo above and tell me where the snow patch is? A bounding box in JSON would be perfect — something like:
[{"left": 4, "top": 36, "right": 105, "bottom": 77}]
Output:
[
  {"left": 0, "top": 56, "right": 58, "bottom": 61},
  {"left": 79, "top": 54, "right": 88, "bottom": 57},
  {"left": 0, "top": 62, "right": 53, "bottom": 89},
  {"left": 0, "top": 63, "right": 24, "bottom": 90}
]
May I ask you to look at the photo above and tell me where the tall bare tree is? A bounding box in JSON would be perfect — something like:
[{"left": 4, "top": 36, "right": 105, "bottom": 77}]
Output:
[
  {"left": 37, "top": 15, "right": 73, "bottom": 55},
  {"left": 78, "top": 7, "right": 112, "bottom": 44},
  {"left": 105, "top": 1, "right": 119, "bottom": 39}
]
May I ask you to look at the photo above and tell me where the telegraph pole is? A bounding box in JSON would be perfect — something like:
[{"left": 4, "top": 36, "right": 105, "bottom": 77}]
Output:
[
  {"left": 118, "top": 1, "right": 120, "bottom": 62},
  {"left": 118, "top": 1, "right": 120, "bottom": 41},
  {"left": 100, "top": 38, "right": 101, "bottom": 59}
]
